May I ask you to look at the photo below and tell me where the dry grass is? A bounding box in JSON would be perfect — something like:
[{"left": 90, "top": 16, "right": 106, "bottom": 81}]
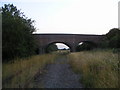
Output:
[
  {"left": 68, "top": 49, "right": 119, "bottom": 88},
  {"left": 3, "top": 53, "right": 58, "bottom": 88}
]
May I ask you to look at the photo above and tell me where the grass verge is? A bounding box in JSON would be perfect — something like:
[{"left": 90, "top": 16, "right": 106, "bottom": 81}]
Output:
[
  {"left": 68, "top": 49, "right": 119, "bottom": 88},
  {"left": 3, "top": 53, "right": 58, "bottom": 88}
]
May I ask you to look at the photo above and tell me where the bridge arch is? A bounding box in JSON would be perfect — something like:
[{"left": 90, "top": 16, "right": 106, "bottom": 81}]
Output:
[
  {"left": 76, "top": 41, "right": 97, "bottom": 51},
  {"left": 45, "top": 41, "right": 72, "bottom": 53}
]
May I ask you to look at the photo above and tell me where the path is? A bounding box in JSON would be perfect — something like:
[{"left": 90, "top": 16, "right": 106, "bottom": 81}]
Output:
[{"left": 33, "top": 55, "right": 83, "bottom": 88}]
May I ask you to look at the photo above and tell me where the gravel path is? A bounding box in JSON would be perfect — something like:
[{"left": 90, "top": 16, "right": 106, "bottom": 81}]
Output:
[{"left": 33, "top": 55, "right": 83, "bottom": 88}]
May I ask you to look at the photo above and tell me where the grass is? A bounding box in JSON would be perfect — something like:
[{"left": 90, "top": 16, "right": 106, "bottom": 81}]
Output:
[
  {"left": 2, "top": 53, "right": 58, "bottom": 88},
  {"left": 68, "top": 49, "right": 119, "bottom": 88}
]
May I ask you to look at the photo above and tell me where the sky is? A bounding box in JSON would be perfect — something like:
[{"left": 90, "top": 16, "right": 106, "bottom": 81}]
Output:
[
  {"left": 56, "top": 43, "right": 69, "bottom": 49},
  {"left": 1, "top": 0, "right": 119, "bottom": 35},
  {"left": 1, "top": 0, "right": 119, "bottom": 49}
]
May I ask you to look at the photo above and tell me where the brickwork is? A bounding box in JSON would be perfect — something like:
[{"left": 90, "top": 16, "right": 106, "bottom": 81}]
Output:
[{"left": 33, "top": 34, "right": 105, "bottom": 53}]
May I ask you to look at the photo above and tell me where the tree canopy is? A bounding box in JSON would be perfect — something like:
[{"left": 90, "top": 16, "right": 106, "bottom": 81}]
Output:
[
  {"left": 46, "top": 44, "right": 58, "bottom": 53},
  {"left": 2, "top": 4, "right": 36, "bottom": 61},
  {"left": 106, "top": 28, "right": 120, "bottom": 48}
]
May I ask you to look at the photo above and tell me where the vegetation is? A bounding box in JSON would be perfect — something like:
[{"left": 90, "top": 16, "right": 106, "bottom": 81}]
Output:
[
  {"left": 106, "top": 28, "right": 120, "bottom": 48},
  {"left": 46, "top": 43, "right": 58, "bottom": 53},
  {"left": 2, "top": 54, "right": 58, "bottom": 88},
  {"left": 68, "top": 49, "right": 119, "bottom": 88},
  {"left": 2, "top": 4, "right": 36, "bottom": 61},
  {"left": 56, "top": 50, "right": 70, "bottom": 55},
  {"left": 100, "top": 28, "right": 120, "bottom": 49}
]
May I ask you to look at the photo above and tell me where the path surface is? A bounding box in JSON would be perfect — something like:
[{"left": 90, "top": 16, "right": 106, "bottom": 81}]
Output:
[{"left": 33, "top": 55, "right": 83, "bottom": 88}]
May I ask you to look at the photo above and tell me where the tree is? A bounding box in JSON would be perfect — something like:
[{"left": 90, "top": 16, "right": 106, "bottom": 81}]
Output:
[
  {"left": 2, "top": 4, "right": 36, "bottom": 61},
  {"left": 106, "top": 28, "right": 120, "bottom": 48},
  {"left": 106, "top": 28, "right": 120, "bottom": 40},
  {"left": 46, "top": 44, "right": 58, "bottom": 53}
]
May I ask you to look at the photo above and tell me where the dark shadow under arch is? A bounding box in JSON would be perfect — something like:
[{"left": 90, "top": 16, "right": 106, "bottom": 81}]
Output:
[{"left": 76, "top": 41, "right": 97, "bottom": 51}]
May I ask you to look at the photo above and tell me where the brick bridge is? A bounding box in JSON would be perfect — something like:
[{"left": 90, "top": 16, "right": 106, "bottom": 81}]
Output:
[{"left": 33, "top": 34, "right": 105, "bottom": 54}]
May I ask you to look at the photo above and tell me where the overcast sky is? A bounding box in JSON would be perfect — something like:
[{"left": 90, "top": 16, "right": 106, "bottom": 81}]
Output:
[{"left": 1, "top": 0, "right": 119, "bottom": 35}]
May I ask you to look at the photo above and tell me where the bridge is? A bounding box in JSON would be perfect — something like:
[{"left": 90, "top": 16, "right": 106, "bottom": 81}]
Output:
[{"left": 33, "top": 34, "right": 105, "bottom": 54}]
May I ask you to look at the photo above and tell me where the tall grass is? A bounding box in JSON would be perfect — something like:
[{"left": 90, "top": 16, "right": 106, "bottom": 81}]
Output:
[
  {"left": 3, "top": 53, "right": 58, "bottom": 88},
  {"left": 68, "top": 49, "right": 119, "bottom": 88}
]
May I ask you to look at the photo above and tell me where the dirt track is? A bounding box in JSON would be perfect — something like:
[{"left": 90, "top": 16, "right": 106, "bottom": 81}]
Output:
[{"left": 32, "top": 55, "right": 83, "bottom": 88}]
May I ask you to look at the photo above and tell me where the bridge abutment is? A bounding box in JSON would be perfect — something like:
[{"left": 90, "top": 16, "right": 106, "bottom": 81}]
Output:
[{"left": 39, "top": 47, "right": 45, "bottom": 54}]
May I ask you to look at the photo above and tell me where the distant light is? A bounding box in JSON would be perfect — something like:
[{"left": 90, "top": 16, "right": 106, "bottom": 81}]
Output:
[{"left": 79, "top": 42, "right": 83, "bottom": 45}]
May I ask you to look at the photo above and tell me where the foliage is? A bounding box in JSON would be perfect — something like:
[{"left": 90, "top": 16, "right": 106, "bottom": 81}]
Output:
[
  {"left": 101, "top": 28, "right": 120, "bottom": 49},
  {"left": 2, "top": 4, "right": 36, "bottom": 61},
  {"left": 68, "top": 50, "right": 118, "bottom": 88},
  {"left": 46, "top": 44, "right": 58, "bottom": 53},
  {"left": 106, "top": 28, "right": 120, "bottom": 40}
]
